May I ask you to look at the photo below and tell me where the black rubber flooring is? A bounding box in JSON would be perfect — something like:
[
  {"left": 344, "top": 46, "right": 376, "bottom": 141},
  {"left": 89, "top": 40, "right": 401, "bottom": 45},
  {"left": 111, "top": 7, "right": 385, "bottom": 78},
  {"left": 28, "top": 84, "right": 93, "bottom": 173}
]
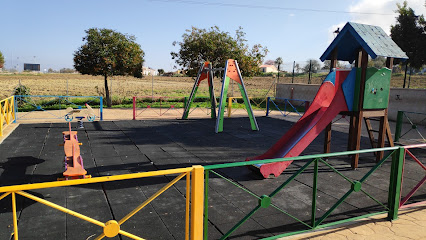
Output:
[{"left": 0, "top": 117, "right": 425, "bottom": 239}]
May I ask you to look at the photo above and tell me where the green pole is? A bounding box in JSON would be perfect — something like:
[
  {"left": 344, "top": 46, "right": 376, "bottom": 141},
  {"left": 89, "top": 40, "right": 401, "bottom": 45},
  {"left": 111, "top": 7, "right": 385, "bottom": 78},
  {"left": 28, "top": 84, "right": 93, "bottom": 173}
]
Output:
[
  {"left": 311, "top": 158, "right": 319, "bottom": 228},
  {"left": 387, "top": 147, "right": 404, "bottom": 220},
  {"left": 394, "top": 111, "right": 404, "bottom": 142},
  {"left": 237, "top": 83, "right": 259, "bottom": 131},
  {"left": 183, "top": 86, "right": 198, "bottom": 119},
  {"left": 216, "top": 76, "right": 230, "bottom": 133},
  {"left": 203, "top": 170, "right": 209, "bottom": 240}
]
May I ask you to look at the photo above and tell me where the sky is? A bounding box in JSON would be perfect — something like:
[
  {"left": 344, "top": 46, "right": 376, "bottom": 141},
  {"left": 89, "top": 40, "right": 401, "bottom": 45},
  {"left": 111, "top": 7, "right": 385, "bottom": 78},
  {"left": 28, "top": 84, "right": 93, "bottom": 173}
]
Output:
[{"left": 1, "top": 0, "right": 425, "bottom": 72}]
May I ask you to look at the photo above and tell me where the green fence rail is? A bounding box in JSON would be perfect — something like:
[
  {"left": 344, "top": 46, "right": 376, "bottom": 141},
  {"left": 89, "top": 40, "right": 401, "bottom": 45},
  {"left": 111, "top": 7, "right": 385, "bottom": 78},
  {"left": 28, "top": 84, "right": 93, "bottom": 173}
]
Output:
[
  {"left": 202, "top": 145, "right": 424, "bottom": 239},
  {"left": 395, "top": 110, "right": 426, "bottom": 143}
]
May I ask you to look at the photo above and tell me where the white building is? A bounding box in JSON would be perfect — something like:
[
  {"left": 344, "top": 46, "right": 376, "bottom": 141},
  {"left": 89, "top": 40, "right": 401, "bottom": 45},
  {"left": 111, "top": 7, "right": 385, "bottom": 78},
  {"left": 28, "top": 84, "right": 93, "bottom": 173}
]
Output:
[
  {"left": 142, "top": 66, "right": 158, "bottom": 76},
  {"left": 259, "top": 64, "right": 278, "bottom": 73}
]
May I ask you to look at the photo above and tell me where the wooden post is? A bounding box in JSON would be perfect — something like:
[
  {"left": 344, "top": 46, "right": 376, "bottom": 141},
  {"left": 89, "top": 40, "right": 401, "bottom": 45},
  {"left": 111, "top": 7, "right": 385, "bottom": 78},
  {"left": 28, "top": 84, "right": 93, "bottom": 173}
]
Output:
[
  {"left": 351, "top": 49, "right": 368, "bottom": 169},
  {"left": 324, "top": 48, "right": 338, "bottom": 154},
  {"left": 376, "top": 57, "right": 395, "bottom": 161}
]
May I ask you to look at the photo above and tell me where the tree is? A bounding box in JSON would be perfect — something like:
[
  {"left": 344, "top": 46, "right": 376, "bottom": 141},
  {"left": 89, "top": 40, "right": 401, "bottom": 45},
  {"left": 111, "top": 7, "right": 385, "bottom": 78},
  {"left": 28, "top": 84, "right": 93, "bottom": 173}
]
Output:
[
  {"left": 367, "top": 56, "right": 386, "bottom": 68},
  {"left": 74, "top": 28, "right": 144, "bottom": 107},
  {"left": 322, "top": 60, "right": 344, "bottom": 70},
  {"left": 295, "top": 63, "right": 301, "bottom": 73},
  {"left": 157, "top": 69, "right": 165, "bottom": 75},
  {"left": 303, "top": 59, "right": 321, "bottom": 73},
  {"left": 274, "top": 57, "right": 283, "bottom": 82},
  {"left": 60, "top": 68, "right": 75, "bottom": 73},
  {"left": 171, "top": 26, "right": 268, "bottom": 77},
  {"left": 391, "top": 1, "right": 426, "bottom": 87},
  {"left": 0, "top": 51, "right": 4, "bottom": 69}
]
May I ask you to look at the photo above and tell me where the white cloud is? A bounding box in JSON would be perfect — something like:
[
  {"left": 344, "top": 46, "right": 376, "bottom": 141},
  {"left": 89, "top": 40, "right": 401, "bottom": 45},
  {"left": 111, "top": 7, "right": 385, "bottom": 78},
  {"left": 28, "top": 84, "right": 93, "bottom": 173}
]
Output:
[
  {"left": 289, "top": 13, "right": 295, "bottom": 17},
  {"left": 348, "top": 0, "right": 426, "bottom": 34}
]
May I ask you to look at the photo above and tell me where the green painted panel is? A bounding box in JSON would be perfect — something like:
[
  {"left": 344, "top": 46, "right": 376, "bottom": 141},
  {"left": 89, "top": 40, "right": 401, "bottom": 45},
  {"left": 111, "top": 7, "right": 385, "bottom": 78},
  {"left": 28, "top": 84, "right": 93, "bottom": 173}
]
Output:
[
  {"left": 363, "top": 67, "right": 391, "bottom": 109},
  {"left": 353, "top": 68, "right": 361, "bottom": 111}
]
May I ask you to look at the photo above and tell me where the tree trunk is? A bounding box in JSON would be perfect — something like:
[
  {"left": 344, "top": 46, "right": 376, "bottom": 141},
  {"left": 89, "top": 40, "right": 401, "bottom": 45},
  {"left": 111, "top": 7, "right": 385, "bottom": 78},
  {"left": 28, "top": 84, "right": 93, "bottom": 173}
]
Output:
[
  {"left": 408, "top": 66, "right": 412, "bottom": 89},
  {"left": 403, "top": 63, "right": 408, "bottom": 88},
  {"left": 104, "top": 74, "right": 111, "bottom": 107}
]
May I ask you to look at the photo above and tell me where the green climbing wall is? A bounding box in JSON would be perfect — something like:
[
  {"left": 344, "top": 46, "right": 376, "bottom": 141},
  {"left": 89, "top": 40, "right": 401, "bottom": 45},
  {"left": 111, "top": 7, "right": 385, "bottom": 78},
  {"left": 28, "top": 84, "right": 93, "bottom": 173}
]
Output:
[
  {"left": 353, "top": 67, "right": 391, "bottom": 110},
  {"left": 363, "top": 67, "right": 391, "bottom": 109}
]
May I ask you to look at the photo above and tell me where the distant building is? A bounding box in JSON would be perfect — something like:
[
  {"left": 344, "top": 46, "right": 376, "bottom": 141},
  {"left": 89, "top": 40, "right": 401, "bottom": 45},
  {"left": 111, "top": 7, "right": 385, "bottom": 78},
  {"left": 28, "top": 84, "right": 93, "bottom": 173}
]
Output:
[
  {"left": 259, "top": 64, "right": 278, "bottom": 73},
  {"left": 24, "top": 63, "right": 40, "bottom": 72},
  {"left": 142, "top": 66, "right": 158, "bottom": 76},
  {"left": 173, "top": 69, "right": 186, "bottom": 75}
]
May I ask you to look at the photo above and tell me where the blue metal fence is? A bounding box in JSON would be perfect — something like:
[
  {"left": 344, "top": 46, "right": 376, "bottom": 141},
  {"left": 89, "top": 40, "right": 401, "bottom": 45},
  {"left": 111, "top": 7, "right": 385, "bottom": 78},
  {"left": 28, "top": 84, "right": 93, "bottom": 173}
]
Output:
[
  {"left": 14, "top": 95, "right": 103, "bottom": 122},
  {"left": 266, "top": 97, "right": 310, "bottom": 118}
]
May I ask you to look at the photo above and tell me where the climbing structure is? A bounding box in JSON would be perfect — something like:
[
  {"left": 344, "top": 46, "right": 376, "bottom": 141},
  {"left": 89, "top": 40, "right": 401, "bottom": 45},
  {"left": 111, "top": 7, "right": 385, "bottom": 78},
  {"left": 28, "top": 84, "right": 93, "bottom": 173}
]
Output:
[
  {"left": 248, "top": 22, "right": 408, "bottom": 178},
  {"left": 182, "top": 62, "right": 217, "bottom": 119},
  {"left": 320, "top": 22, "right": 408, "bottom": 168},
  {"left": 60, "top": 122, "right": 90, "bottom": 180},
  {"left": 216, "top": 59, "right": 259, "bottom": 133}
]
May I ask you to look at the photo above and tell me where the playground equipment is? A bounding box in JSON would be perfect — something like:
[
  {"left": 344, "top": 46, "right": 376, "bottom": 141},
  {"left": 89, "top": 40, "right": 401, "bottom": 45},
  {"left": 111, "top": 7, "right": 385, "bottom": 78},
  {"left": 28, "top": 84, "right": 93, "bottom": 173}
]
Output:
[
  {"left": 183, "top": 60, "right": 259, "bottom": 133},
  {"left": 59, "top": 122, "right": 90, "bottom": 180},
  {"left": 249, "top": 22, "right": 409, "bottom": 178},
  {"left": 182, "top": 62, "right": 217, "bottom": 119},
  {"left": 64, "top": 103, "right": 96, "bottom": 122},
  {"left": 216, "top": 59, "right": 258, "bottom": 133}
]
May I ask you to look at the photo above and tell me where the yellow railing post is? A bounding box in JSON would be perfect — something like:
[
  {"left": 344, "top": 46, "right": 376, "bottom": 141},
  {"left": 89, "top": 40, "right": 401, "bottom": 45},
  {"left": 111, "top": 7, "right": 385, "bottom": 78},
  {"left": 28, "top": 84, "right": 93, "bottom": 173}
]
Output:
[
  {"left": 0, "top": 96, "right": 16, "bottom": 137},
  {"left": 228, "top": 97, "right": 233, "bottom": 117},
  {"left": 12, "top": 192, "right": 18, "bottom": 240},
  {"left": 190, "top": 165, "right": 204, "bottom": 240}
]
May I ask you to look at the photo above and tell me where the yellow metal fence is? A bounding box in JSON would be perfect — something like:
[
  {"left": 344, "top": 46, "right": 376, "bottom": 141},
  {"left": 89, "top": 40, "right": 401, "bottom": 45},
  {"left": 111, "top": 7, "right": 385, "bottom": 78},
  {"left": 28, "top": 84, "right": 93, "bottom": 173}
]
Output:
[
  {"left": 0, "top": 96, "right": 15, "bottom": 137},
  {"left": 0, "top": 166, "right": 204, "bottom": 240}
]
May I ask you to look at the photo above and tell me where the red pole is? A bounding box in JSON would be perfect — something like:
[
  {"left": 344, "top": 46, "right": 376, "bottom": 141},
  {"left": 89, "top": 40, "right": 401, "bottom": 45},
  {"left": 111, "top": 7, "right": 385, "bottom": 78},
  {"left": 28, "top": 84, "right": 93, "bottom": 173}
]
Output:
[{"left": 133, "top": 97, "right": 136, "bottom": 120}]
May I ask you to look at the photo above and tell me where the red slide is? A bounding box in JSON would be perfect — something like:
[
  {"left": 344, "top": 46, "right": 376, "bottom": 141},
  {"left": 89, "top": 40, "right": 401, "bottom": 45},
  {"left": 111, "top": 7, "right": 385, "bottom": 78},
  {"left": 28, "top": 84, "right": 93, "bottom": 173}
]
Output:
[{"left": 248, "top": 70, "right": 350, "bottom": 178}]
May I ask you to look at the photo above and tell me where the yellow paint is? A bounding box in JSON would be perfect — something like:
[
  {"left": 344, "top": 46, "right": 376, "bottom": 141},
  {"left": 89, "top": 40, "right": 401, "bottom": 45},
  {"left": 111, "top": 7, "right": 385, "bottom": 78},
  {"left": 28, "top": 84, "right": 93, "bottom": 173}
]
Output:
[
  {"left": 12, "top": 192, "right": 18, "bottom": 240},
  {"left": 0, "top": 167, "right": 195, "bottom": 240},
  {"left": 0, "top": 167, "right": 194, "bottom": 192},
  {"left": 190, "top": 165, "right": 204, "bottom": 240},
  {"left": 0, "top": 96, "right": 15, "bottom": 137},
  {"left": 95, "top": 171, "right": 190, "bottom": 239},
  {"left": 104, "top": 220, "right": 120, "bottom": 238},
  {"left": 0, "top": 192, "right": 10, "bottom": 201},
  {"left": 228, "top": 97, "right": 233, "bottom": 117},
  {"left": 185, "top": 172, "right": 191, "bottom": 240},
  {"left": 226, "top": 97, "right": 263, "bottom": 117},
  {"left": 17, "top": 191, "right": 106, "bottom": 227},
  {"left": 117, "top": 230, "right": 146, "bottom": 240}
]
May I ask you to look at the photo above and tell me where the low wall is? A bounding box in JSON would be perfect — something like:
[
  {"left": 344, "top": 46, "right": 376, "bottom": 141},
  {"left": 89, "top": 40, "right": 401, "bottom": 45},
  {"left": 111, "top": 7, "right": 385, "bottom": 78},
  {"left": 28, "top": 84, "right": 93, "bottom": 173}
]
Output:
[{"left": 276, "top": 83, "right": 426, "bottom": 124}]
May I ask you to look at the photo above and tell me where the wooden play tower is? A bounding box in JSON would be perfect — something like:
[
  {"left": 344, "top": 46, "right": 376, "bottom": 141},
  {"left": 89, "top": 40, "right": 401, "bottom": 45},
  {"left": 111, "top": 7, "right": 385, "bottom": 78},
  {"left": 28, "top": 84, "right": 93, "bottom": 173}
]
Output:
[{"left": 320, "top": 22, "right": 408, "bottom": 168}]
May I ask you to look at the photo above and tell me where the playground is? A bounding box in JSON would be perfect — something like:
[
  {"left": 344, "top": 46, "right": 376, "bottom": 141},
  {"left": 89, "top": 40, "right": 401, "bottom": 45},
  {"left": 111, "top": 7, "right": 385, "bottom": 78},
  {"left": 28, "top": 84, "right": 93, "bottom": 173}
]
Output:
[
  {"left": 0, "top": 22, "right": 425, "bottom": 240},
  {"left": 0, "top": 115, "right": 424, "bottom": 239}
]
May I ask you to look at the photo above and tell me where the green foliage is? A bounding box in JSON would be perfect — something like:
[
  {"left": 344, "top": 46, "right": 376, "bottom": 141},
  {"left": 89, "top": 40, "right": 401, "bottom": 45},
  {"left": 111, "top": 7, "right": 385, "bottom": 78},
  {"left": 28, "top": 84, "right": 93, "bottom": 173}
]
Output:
[
  {"left": 391, "top": 1, "right": 426, "bottom": 69},
  {"left": 74, "top": 28, "right": 145, "bottom": 107},
  {"left": 322, "top": 60, "right": 344, "bottom": 70},
  {"left": 157, "top": 69, "right": 165, "bottom": 75},
  {"left": 74, "top": 28, "right": 144, "bottom": 78},
  {"left": 14, "top": 85, "right": 31, "bottom": 107},
  {"left": 0, "top": 51, "right": 4, "bottom": 69},
  {"left": 368, "top": 56, "right": 386, "bottom": 68},
  {"left": 60, "top": 68, "right": 75, "bottom": 73},
  {"left": 14, "top": 85, "right": 30, "bottom": 96},
  {"left": 303, "top": 59, "right": 321, "bottom": 73},
  {"left": 171, "top": 26, "right": 268, "bottom": 77},
  {"left": 275, "top": 57, "right": 283, "bottom": 70}
]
